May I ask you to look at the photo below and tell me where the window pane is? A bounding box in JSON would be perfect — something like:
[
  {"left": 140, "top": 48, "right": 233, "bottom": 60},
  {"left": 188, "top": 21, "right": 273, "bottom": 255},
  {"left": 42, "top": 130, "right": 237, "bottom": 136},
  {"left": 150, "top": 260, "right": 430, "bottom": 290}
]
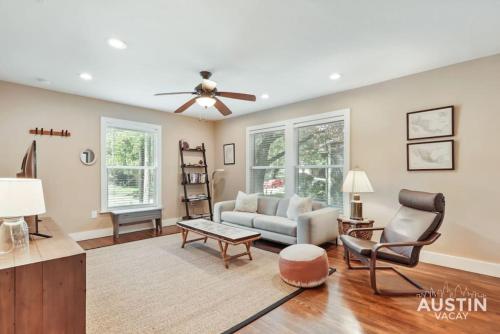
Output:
[
  {"left": 106, "top": 127, "right": 155, "bottom": 167},
  {"left": 297, "top": 121, "right": 344, "bottom": 166},
  {"left": 252, "top": 130, "right": 285, "bottom": 167},
  {"left": 296, "top": 167, "right": 343, "bottom": 211},
  {"left": 251, "top": 168, "right": 285, "bottom": 196},
  {"left": 107, "top": 168, "right": 156, "bottom": 208}
]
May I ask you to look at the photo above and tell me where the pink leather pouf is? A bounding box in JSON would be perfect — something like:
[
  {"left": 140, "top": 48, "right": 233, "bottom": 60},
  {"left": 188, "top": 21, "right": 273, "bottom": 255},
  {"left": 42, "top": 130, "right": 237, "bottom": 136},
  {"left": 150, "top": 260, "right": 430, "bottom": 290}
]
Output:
[{"left": 279, "top": 244, "right": 329, "bottom": 288}]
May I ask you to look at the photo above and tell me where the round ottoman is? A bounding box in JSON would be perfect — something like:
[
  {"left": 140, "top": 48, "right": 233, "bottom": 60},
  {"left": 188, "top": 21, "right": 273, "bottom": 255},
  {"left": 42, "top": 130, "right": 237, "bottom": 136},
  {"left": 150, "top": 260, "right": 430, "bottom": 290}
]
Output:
[{"left": 279, "top": 244, "right": 329, "bottom": 288}]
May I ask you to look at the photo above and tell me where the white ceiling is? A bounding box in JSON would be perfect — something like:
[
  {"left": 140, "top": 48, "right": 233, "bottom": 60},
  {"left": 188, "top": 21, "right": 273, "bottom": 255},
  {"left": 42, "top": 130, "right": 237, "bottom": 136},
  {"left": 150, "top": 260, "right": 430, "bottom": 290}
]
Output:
[{"left": 1, "top": 0, "right": 500, "bottom": 120}]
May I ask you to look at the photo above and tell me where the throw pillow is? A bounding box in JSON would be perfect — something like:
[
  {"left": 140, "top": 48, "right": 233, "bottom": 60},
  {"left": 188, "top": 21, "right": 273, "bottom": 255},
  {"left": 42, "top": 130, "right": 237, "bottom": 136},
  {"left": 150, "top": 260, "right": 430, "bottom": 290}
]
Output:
[
  {"left": 234, "top": 191, "right": 258, "bottom": 213},
  {"left": 286, "top": 194, "right": 312, "bottom": 220}
]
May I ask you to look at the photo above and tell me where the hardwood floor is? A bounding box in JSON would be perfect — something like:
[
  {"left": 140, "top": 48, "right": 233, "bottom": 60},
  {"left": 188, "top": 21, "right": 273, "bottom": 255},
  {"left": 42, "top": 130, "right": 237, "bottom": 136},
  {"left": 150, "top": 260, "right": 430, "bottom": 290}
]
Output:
[{"left": 79, "top": 228, "right": 500, "bottom": 334}]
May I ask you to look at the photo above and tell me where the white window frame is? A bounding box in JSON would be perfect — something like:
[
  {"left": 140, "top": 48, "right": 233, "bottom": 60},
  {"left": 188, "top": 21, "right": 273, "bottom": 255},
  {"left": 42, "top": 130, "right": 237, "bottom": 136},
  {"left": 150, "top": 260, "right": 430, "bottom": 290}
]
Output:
[
  {"left": 246, "top": 109, "right": 350, "bottom": 213},
  {"left": 100, "top": 117, "right": 162, "bottom": 212}
]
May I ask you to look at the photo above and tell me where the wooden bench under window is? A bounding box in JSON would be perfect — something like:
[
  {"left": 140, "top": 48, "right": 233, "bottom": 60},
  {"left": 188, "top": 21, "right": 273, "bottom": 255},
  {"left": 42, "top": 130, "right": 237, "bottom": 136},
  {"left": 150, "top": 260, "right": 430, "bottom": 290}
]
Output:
[{"left": 110, "top": 207, "right": 163, "bottom": 239}]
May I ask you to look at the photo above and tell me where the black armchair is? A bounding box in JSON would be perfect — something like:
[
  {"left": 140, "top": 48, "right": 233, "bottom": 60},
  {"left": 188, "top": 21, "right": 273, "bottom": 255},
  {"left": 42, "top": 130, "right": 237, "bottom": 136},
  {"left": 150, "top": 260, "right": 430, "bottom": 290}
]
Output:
[{"left": 340, "top": 189, "right": 445, "bottom": 296}]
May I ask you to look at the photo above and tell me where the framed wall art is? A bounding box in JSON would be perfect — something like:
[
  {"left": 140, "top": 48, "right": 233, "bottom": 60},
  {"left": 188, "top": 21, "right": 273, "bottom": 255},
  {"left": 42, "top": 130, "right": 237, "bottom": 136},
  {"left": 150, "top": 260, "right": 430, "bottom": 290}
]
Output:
[
  {"left": 223, "top": 143, "right": 235, "bottom": 165},
  {"left": 407, "top": 140, "right": 454, "bottom": 171},
  {"left": 407, "top": 106, "right": 454, "bottom": 140}
]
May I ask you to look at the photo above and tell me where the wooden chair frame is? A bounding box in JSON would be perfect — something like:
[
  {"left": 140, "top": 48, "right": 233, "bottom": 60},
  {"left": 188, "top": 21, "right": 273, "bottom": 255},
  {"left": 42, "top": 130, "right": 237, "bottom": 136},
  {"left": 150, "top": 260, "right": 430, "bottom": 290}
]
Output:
[{"left": 344, "top": 227, "right": 441, "bottom": 296}]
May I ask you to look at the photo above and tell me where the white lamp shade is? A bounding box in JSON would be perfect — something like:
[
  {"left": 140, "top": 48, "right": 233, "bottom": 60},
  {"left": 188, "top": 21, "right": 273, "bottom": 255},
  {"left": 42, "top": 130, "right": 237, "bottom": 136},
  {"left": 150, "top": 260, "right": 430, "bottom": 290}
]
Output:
[
  {"left": 0, "top": 178, "right": 46, "bottom": 217},
  {"left": 342, "top": 170, "right": 374, "bottom": 193}
]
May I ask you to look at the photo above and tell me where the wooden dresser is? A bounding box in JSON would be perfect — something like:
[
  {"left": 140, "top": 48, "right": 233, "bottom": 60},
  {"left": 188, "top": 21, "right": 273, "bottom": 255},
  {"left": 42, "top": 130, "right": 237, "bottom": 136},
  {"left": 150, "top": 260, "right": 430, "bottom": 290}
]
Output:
[{"left": 0, "top": 218, "right": 86, "bottom": 334}]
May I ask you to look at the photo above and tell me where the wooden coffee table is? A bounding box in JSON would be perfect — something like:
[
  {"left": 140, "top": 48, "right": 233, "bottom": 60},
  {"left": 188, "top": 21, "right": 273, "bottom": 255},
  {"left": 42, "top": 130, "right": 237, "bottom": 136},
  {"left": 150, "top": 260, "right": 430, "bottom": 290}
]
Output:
[{"left": 176, "top": 219, "right": 261, "bottom": 268}]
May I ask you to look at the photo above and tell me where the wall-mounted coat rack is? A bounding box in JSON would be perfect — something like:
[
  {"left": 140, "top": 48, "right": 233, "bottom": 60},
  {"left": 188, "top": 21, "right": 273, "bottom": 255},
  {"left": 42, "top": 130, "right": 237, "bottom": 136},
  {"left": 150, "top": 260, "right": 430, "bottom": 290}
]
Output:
[{"left": 29, "top": 128, "right": 71, "bottom": 137}]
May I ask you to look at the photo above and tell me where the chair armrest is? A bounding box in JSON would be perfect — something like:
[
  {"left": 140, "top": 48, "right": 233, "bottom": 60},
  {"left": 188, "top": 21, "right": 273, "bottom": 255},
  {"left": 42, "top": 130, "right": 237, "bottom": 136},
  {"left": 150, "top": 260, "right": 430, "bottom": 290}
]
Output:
[
  {"left": 347, "top": 227, "right": 384, "bottom": 237},
  {"left": 213, "top": 200, "right": 235, "bottom": 223},
  {"left": 372, "top": 232, "right": 441, "bottom": 252},
  {"left": 297, "top": 207, "right": 339, "bottom": 245}
]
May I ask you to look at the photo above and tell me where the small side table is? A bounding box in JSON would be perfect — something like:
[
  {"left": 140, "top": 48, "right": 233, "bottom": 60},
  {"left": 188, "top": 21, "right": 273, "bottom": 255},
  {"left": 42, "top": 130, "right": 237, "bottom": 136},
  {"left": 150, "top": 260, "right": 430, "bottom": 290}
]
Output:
[{"left": 337, "top": 217, "right": 374, "bottom": 260}]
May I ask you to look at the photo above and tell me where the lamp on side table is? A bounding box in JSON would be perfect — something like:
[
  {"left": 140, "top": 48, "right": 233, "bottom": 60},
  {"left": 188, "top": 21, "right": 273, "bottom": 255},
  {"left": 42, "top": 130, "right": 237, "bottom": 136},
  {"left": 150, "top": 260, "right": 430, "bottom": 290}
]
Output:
[
  {"left": 0, "top": 178, "right": 46, "bottom": 253},
  {"left": 342, "top": 169, "right": 373, "bottom": 220}
]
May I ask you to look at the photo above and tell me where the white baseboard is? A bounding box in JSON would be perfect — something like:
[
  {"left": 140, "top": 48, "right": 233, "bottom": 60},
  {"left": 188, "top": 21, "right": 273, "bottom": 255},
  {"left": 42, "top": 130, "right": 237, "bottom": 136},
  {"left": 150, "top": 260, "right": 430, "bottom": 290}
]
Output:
[
  {"left": 420, "top": 250, "right": 500, "bottom": 278},
  {"left": 69, "top": 217, "right": 179, "bottom": 241}
]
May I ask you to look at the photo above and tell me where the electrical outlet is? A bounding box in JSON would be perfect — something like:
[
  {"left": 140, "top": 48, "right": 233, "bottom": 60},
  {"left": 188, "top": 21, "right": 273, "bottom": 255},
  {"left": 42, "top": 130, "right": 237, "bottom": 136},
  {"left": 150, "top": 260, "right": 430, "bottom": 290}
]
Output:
[{"left": 91, "top": 210, "right": 98, "bottom": 219}]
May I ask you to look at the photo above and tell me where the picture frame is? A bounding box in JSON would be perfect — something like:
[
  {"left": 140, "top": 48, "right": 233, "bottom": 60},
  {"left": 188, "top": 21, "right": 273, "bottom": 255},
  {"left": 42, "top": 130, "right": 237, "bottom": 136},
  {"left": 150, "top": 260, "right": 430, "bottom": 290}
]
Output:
[
  {"left": 407, "top": 106, "right": 454, "bottom": 140},
  {"left": 407, "top": 140, "right": 454, "bottom": 171},
  {"left": 223, "top": 143, "right": 235, "bottom": 165}
]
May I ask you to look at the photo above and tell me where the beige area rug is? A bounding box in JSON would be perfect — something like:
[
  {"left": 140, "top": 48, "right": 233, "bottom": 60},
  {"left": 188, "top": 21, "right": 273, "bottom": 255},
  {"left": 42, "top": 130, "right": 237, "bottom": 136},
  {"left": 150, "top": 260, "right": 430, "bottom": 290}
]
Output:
[{"left": 86, "top": 234, "right": 297, "bottom": 333}]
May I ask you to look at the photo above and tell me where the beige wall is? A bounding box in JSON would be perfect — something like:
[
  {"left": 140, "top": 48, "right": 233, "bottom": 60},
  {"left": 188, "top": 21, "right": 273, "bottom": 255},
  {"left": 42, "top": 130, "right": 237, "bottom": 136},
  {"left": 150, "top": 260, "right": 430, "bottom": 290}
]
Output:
[
  {"left": 0, "top": 81, "right": 215, "bottom": 234},
  {"left": 214, "top": 54, "right": 500, "bottom": 263}
]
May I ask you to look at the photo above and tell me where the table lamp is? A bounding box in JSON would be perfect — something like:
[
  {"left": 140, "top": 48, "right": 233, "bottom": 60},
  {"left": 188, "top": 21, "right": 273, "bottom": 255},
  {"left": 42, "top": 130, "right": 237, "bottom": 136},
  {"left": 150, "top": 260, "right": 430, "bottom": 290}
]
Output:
[
  {"left": 0, "top": 178, "right": 46, "bottom": 252},
  {"left": 342, "top": 169, "right": 373, "bottom": 220}
]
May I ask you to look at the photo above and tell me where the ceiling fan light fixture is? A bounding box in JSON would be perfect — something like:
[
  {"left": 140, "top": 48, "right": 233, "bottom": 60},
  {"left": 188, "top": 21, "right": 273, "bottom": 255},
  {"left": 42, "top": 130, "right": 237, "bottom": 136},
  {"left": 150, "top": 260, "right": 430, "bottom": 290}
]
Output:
[
  {"left": 196, "top": 96, "right": 216, "bottom": 108},
  {"left": 202, "top": 79, "right": 217, "bottom": 91}
]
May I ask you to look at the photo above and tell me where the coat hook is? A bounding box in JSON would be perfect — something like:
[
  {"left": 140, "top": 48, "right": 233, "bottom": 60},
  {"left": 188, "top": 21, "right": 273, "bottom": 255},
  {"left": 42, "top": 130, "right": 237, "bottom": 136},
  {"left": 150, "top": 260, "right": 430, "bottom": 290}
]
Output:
[
  {"left": 41, "top": 128, "right": 44, "bottom": 134},
  {"left": 50, "top": 129, "right": 53, "bottom": 135},
  {"left": 35, "top": 127, "right": 38, "bottom": 135}
]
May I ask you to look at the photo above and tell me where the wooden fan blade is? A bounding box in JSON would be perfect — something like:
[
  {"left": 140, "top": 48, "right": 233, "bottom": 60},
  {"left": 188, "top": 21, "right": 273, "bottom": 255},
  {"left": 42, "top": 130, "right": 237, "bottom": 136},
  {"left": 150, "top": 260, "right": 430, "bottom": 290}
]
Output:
[
  {"left": 154, "top": 92, "right": 196, "bottom": 96},
  {"left": 214, "top": 98, "right": 232, "bottom": 116},
  {"left": 216, "top": 92, "right": 256, "bottom": 101},
  {"left": 175, "top": 97, "right": 197, "bottom": 113}
]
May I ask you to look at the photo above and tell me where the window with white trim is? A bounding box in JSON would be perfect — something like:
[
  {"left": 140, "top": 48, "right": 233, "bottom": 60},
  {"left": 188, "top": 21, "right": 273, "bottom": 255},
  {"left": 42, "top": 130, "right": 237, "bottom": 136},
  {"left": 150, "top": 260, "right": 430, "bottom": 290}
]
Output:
[
  {"left": 249, "top": 128, "right": 286, "bottom": 196},
  {"left": 295, "top": 119, "right": 345, "bottom": 208},
  {"left": 246, "top": 110, "right": 349, "bottom": 212},
  {"left": 101, "top": 117, "right": 161, "bottom": 211}
]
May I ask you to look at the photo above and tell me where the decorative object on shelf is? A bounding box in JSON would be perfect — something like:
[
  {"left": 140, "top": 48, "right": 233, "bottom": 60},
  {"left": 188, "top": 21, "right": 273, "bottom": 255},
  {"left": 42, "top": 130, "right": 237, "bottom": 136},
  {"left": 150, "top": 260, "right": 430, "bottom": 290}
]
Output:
[
  {"left": 180, "top": 140, "right": 190, "bottom": 150},
  {"left": 184, "top": 173, "right": 208, "bottom": 184},
  {"left": 407, "top": 140, "right": 454, "bottom": 171},
  {"left": 342, "top": 169, "right": 374, "bottom": 220},
  {"left": 80, "top": 148, "right": 96, "bottom": 165},
  {"left": 0, "top": 178, "right": 46, "bottom": 253},
  {"left": 337, "top": 216, "right": 374, "bottom": 261},
  {"left": 179, "top": 141, "right": 213, "bottom": 220},
  {"left": 223, "top": 143, "right": 235, "bottom": 165},
  {"left": 407, "top": 106, "right": 454, "bottom": 140},
  {"left": 29, "top": 127, "right": 71, "bottom": 137}
]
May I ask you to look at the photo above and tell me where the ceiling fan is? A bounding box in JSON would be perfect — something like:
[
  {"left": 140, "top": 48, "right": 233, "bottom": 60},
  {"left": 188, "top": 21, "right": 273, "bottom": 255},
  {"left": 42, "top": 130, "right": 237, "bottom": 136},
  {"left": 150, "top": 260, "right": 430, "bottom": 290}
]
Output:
[{"left": 154, "top": 71, "right": 256, "bottom": 116}]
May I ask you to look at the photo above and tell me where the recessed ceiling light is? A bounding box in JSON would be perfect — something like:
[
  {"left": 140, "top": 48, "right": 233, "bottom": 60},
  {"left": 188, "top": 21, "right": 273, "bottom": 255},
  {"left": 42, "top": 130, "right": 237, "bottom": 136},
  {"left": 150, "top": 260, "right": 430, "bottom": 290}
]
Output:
[
  {"left": 329, "top": 73, "right": 342, "bottom": 80},
  {"left": 79, "top": 72, "right": 93, "bottom": 81},
  {"left": 108, "top": 38, "right": 127, "bottom": 50},
  {"left": 36, "top": 77, "right": 51, "bottom": 84},
  {"left": 261, "top": 93, "right": 270, "bottom": 99}
]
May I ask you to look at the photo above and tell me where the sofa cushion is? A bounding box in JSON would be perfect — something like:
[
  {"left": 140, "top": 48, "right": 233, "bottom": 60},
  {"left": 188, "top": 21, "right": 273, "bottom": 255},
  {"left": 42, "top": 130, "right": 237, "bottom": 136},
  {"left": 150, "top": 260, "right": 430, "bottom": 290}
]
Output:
[
  {"left": 221, "top": 211, "right": 258, "bottom": 228},
  {"left": 287, "top": 194, "right": 312, "bottom": 220},
  {"left": 254, "top": 215, "right": 297, "bottom": 237},
  {"left": 234, "top": 191, "right": 258, "bottom": 213},
  {"left": 312, "top": 201, "right": 326, "bottom": 211},
  {"left": 257, "top": 196, "right": 280, "bottom": 216},
  {"left": 277, "top": 198, "right": 327, "bottom": 217},
  {"left": 276, "top": 198, "right": 290, "bottom": 218}
]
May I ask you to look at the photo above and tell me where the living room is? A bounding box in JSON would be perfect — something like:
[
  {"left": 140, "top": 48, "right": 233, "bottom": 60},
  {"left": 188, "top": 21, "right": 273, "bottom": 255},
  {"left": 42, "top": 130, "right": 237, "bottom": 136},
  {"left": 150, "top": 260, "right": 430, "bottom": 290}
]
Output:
[{"left": 0, "top": 1, "right": 499, "bottom": 333}]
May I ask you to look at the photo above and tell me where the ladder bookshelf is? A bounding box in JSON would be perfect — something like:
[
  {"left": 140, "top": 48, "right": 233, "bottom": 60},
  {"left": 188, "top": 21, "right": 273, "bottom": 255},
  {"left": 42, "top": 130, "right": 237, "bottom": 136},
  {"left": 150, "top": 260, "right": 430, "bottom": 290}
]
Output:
[{"left": 179, "top": 141, "right": 213, "bottom": 220}]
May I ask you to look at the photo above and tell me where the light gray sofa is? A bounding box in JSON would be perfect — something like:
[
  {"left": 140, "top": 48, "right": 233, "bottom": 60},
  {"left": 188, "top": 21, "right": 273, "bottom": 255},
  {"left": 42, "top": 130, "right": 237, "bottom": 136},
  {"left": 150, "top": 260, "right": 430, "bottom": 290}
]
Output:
[{"left": 214, "top": 196, "right": 339, "bottom": 245}]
